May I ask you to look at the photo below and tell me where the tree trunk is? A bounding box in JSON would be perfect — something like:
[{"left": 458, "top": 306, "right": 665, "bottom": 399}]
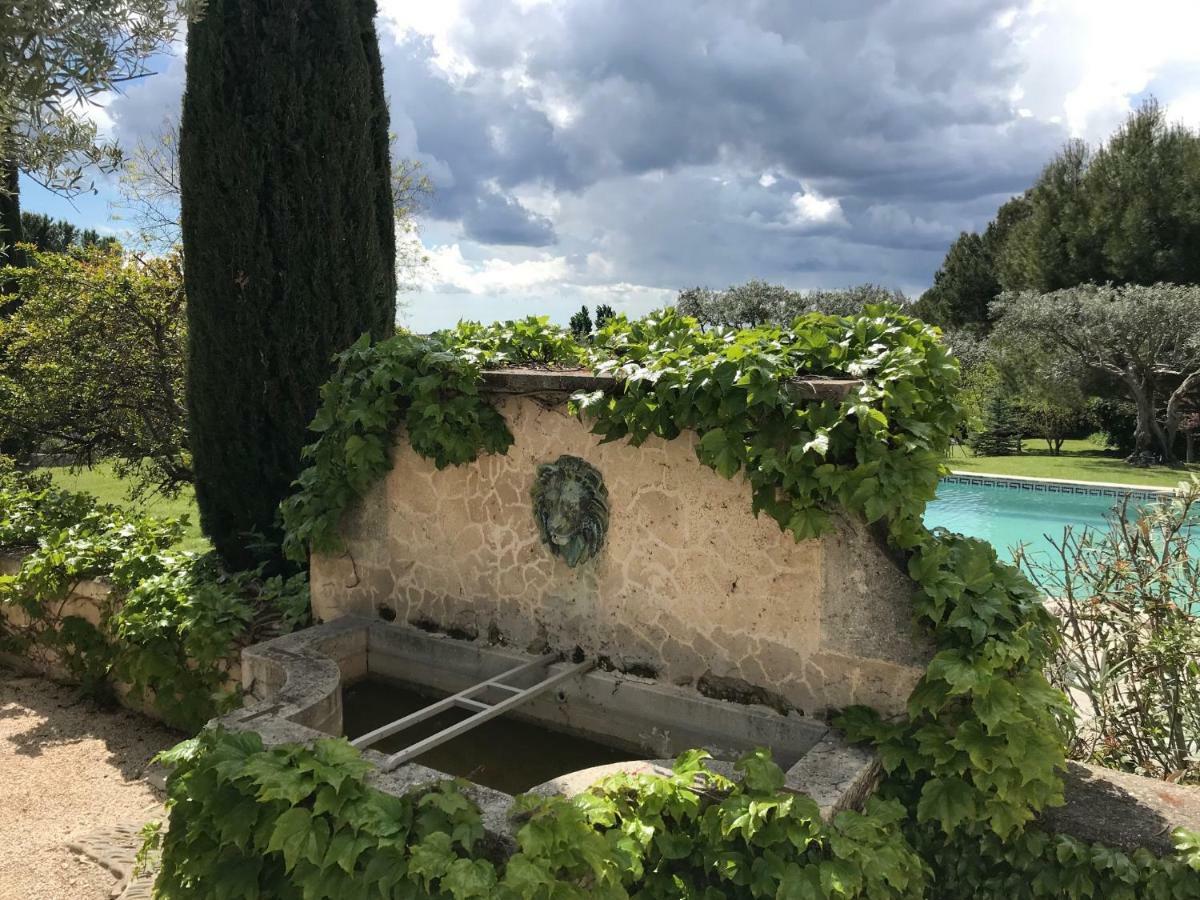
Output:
[
  {"left": 1164, "top": 370, "right": 1200, "bottom": 466},
  {"left": 1187, "top": 431, "right": 1195, "bottom": 465},
  {"left": 0, "top": 153, "right": 24, "bottom": 312},
  {"left": 1126, "top": 376, "right": 1157, "bottom": 457}
]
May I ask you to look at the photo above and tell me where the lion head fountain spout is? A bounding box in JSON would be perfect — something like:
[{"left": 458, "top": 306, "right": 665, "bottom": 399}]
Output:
[{"left": 530, "top": 455, "right": 610, "bottom": 567}]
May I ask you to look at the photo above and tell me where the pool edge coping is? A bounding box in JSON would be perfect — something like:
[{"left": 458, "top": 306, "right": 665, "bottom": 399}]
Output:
[{"left": 946, "top": 470, "right": 1176, "bottom": 495}]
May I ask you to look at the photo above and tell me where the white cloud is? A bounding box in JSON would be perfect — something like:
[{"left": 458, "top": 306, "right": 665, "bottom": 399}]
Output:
[
  {"left": 786, "top": 185, "right": 846, "bottom": 228},
  {"left": 1010, "top": 0, "right": 1200, "bottom": 140},
  {"left": 376, "top": 0, "right": 475, "bottom": 77},
  {"left": 420, "top": 243, "right": 570, "bottom": 294}
]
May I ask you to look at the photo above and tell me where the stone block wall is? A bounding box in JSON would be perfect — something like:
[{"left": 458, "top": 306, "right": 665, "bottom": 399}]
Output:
[{"left": 311, "top": 384, "right": 932, "bottom": 717}]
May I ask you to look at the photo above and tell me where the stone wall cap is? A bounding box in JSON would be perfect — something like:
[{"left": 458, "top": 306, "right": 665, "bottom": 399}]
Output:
[
  {"left": 480, "top": 367, "right": 860, "bottom": 400},
  {"left": 1041, "top": 761, "right": 1200, "bottom": 855}
]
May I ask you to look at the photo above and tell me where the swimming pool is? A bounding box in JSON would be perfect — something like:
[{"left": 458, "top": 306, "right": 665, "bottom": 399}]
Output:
[{"left": 923, "top": 475, "right": 1165, "bottom": 562}]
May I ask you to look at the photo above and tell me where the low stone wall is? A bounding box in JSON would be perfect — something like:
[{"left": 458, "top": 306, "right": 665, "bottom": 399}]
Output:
[
  {"left": 0, "top": 550, "right": 240, "bottom": 721},
  {"left": 312, "top": 379, "right": 932, "bottom": 718}
]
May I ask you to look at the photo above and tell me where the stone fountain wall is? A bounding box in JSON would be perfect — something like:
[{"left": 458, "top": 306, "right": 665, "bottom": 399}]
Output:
[{"left": 311, "top": 376, "right": 931, "bottom": 718}]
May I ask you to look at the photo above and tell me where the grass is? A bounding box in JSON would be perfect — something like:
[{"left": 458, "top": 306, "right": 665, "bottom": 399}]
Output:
[
  {"left": 947, "top": 436, "right": 1200, "bottom": 488},
  {"left": 37, "top": 462, "right": 210, "bottom": 553}
]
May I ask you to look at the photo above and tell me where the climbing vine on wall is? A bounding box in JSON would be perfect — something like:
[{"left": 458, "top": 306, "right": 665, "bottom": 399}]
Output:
[{"left": 198, "top": 308, "right": 1199, "bottom": 895}]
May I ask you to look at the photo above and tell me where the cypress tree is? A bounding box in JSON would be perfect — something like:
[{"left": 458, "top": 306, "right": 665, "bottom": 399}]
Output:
[{"left": 180, "top": 0, "right": 396, "bottom": 567}]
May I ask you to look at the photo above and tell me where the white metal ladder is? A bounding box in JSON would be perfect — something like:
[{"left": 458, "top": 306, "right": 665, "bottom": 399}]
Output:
[{"left": 350, "top": 652, "right": 595, "bottom": 772}]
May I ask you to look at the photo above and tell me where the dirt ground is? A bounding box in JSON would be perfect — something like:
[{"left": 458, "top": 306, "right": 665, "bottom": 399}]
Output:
[{"left": 0, "top": 667, "right": 179, "bottom": 900}]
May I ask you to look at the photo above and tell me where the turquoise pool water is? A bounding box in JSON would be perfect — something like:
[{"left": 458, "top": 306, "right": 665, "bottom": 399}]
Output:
[{"left": 923, "top": 478, "right": 1156, "bottom": 562}]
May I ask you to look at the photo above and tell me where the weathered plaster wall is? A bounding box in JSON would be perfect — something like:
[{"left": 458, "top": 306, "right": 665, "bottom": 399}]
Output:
[{"left": 311, "top": 392, "right": 931, "bottom": 716}]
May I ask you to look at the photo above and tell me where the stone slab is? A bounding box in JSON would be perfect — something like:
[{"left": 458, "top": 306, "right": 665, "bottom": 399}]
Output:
[
  {"left": 1041, "top": 761, "right": 1200, "bottom": 856},
  {"left": 783, "top": 732, "right": 880, "bottom": 820},
  {"left": 480, "top": 368, "right": 860, "bottom": 401}
]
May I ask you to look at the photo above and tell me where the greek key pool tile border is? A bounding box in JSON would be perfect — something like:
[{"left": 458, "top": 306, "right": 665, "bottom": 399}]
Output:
[{"left": 941, "top": 473, "right": 1168, "bottom": 503}]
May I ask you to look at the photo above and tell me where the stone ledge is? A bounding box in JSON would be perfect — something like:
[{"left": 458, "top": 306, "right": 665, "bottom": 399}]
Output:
[
  {"left": 480, "top": 367, "right": 860, "bottom": 401},
  {"left": 783, "top": 733, "right": 880, "bottom": 820},
  {"left": 1041, "top": 761, "right": 1200, "bottom": 855}
]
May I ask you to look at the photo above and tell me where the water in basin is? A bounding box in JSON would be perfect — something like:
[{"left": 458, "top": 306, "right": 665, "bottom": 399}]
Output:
[{"left": 342, "top": 677, "right": 637, "bottom": 794}]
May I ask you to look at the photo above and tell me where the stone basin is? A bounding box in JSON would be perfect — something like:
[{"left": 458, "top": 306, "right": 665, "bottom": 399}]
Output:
[{"left": 219, "top": 615, "right": 881, "bottom": 846}]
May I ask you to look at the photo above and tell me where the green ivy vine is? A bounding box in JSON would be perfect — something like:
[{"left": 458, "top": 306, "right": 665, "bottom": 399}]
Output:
[
  {"left": 0, "top": 468, "right": 309, "bottom": 730},
  {"left": 182, "top": 307, "right": 1199, "bottom": 896},
  {"left": 151, "top": 729, "right": 927, "bottom": 899}
]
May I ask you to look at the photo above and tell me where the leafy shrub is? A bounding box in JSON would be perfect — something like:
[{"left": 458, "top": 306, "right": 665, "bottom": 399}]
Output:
[
  {"left": 0, "top": 467, "right": 309, "bottom": 729},
  {"left": 447, "top": 316, "right": 584, "bottom": 367},
  {"left": 152, "top": 730, "right": 926, "bottom": 899},
  {"left": 0, "top": 246, "right": 190, "bottom": 496},
  {"left": 1021, "top": 479, "right": 1200, "bottom": 782},
  {"left": 1089, "top": 396, "right": 1140, "bottom": 456},
  {"left": 1013, "top": 397, "right": 1095, "bottom": 455},
  {"left": 0, "top": 465, "right": 98, "bottom": 548},
  {"left": 285, "top": 308, "right": 959, "bottom": 559},
  {"left": 914, "top": 820, "right": 1200, "bottom": 899}
]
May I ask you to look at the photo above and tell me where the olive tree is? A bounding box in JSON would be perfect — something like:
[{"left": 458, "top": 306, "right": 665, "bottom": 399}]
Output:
[
  {"left": 1, "top": 1, "right": 183, "bottom": 295},
  {"left": 992, "top": 283, "right": 1200, "bottom": 464},
  {"left": 676, "top": 281, "right": 906, "bottom": 328}
]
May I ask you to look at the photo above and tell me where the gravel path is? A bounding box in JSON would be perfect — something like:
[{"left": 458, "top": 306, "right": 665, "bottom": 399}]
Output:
[{"left": 0, "top": 667, "right": 179, "bottom": 900}]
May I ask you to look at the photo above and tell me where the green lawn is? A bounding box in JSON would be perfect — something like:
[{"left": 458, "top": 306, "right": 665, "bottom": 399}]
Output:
[
  {"left": 947, "top": 437, "right": 1200, "bottom": 488},
  {"left": 38, "top": 463, "right": 210, "bottom": 553}
]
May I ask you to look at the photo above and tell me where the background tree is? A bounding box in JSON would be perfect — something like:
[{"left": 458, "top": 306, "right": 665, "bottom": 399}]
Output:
[
  {"left": 181, "top": 0, "right": 397, "bottom": 567},
  {"left": 113, "top": 119, "right": 182, "bottom": 253},
  {"left": 1181, "top": 408, "right": 1200, "bottom": 464},
  {"left": 0, "top": 0, "right": 181, "bottom": 299},
  {"left": 986, "top": 332, "right": 1095, "bottom": 455},
  {"left": 115, "top": 117, "right": 430, "bottom": 265},
  {"left": 0, "top": 246, "right": 189, "bottom": 493},
  {"left": 914, "top": 198, "right": 1028, "bottom": 331},
  {"left": 594, "top": 303, "right": 616, "bottom": 330},
  {"left": 968, "top": 393, "right": 1022, "bottom": 457},
  {"left": 1000, "top": 101, "right": 1200, "bottom": 291},
  {"left": 569, "top": 305, "right": 592, "bottom": 341},
  {"left": 792, "top": 283, "right": 906, "bottom": 317},
  {"left": 992, "top": 284, "right": 1200, "bottom": 464},
  {"left": 676, "top": 281, "right": 907, "bottom": 328},
  {"left": 922, "top": 101, "right": 1200, "bottom": 330},
  {"left": 20, "top": 212, "right": 118, "bottom": 252}
]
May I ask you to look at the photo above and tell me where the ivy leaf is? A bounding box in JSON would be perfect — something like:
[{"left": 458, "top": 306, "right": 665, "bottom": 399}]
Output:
[
  {"left": 408, "top": 831, "right": 455, "bottom": 886},
  {"left": 441, "top": 857, "right": 498, "bottom": 899},
  {"left": 697, "top": 427, "right": 743, "bottom": 478},
  {"left": 917, "top": 776, "right": 978, "bottom": 832},
  {"left": 655, "top": 830, "right": 694, "bottom": 860},
  {"left": 736, "top": 749, "right": 786, "bottom": 794},
  {"left": 266, "top": 807, "right": 325, "bottom": 872}
]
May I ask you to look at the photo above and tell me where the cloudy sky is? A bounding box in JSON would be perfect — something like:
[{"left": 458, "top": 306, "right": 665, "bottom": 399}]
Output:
[{"left": 20, "top": 0, "right": 1200, "bottom": 331}]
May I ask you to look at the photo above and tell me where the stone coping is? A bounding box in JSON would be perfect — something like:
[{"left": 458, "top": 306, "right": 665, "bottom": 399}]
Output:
[
  {"left": 480, "top": 367, "right": 861, "bottom": 400},
  {"left": 1041, "top": 762, "right": 1200, "bottom": 855},
  {"left": 945, "top": 471, "right": 1172, "bottom": 500}
]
